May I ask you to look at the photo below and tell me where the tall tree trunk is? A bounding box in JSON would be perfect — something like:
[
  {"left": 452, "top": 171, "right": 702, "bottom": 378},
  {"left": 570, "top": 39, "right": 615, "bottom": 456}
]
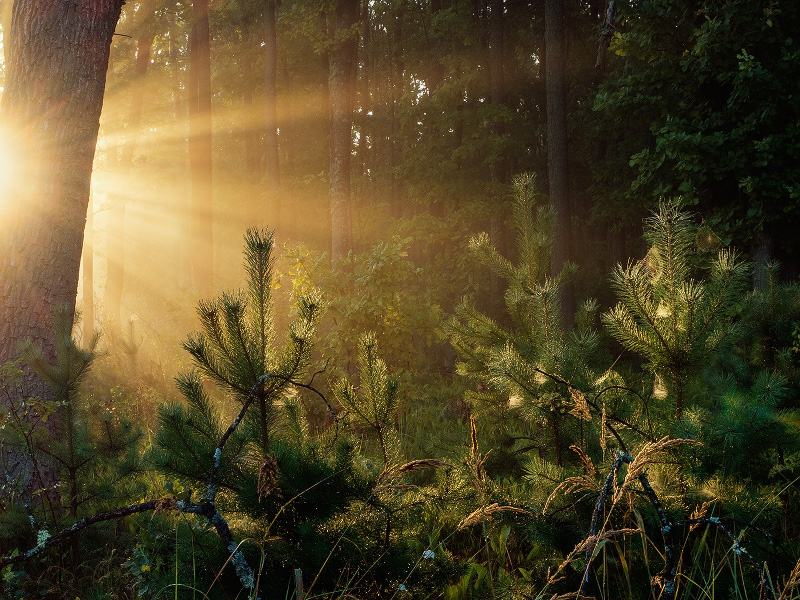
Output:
[
  {"left": 595, "top": 0, "right": 617, "bottom": 71},
  {"left": 189, "top": 0, "right": 213, "bottom": 296},
  {"left": 106, "top": 33, "right": 153, "bottom": 334},
  {"left": 489, "top": 0, "right": 506, "bottom": 183},
  {"left": 282, "top": 54, "right": 296, "bottom": 176},
  {"left": 545, "top": 0, "right": 574, "bottom": 323},
  {"left": 264, "top": 0, "right": 281, "bottom": 234},
  {"left": 167, "top": 11, "right": 192, "bottom": 290},
  {"left": 328, "top": 0, "right": 359, "bottom": 263},
  {"left": 388, "top": 11, "right": 403, "bottom": 219},
  {"left": 0, "top": 0, "right": 125, "bottom": 497},
  {"left": 0, "top": 0, "right": 11, "bottom": 66},
  {"left": 487, "top": 0, "right": 508, "bottom": 321},
  {"left": 83, "top": 191, "right": 94, "bottom": 343}
]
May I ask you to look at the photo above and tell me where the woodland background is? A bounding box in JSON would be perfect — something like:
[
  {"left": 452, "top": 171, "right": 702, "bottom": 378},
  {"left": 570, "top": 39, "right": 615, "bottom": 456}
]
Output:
[{"left": 0, "top": 0, "right": 799, "bottom": 599}]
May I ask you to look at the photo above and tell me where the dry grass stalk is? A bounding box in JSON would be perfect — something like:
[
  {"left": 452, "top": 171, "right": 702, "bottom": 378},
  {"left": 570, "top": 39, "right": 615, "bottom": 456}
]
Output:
[
  {"left": 470, "top": 413, "right": 479, "bottom": 462},
  {"left": 569, "top": 387, "right": 592, "bottom": 421},
  {"left": 570, "top": 445, "right": 597, "bottom": 476},
  {"left": 397, "top": 458, "right": 450, "bottom": 473},
  {"left": 378, "top": 458, "right": 450, "bottom": 483},
  {"left": 549, "top": 529, "right": 639, "bottom": 585},
  {"left": 457, "top": 502, "right": 532, "bottom": 530},
  {"left": 615, "top": 436, "right": 701, "bottom": 502},
  {"left": 689, "top": 498, "right": 716, "bottom": 532},
  {"left": 372, "top": 483, "right": 419, "bottom": 494},
  {"left": 600, "top": 407, "right": 607, "bottom": 455},
  {"left": 549, "top": 593, "right": 596, "bottom": 600},
  {"left": 543, "top": 475, "right": 599, "bottom": 515},
  {"left": 778, "top": 557, "right": 800, "bottom": 600}
]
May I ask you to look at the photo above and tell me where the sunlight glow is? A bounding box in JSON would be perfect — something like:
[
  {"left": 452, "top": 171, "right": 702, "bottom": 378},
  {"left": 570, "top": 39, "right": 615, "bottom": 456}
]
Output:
[{"left": 0, "top": 126, "right": 18, "bottom": 200}]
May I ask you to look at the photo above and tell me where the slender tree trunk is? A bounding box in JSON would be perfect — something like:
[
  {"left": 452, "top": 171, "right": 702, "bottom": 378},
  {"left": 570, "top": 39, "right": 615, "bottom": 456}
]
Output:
[
  {"left": 189, "top": 0, "right": 214, "bottom": 296},
  {"left": 545, "top": 0, "right": 574, "bottom": 323},
  {"left": 328, "top": 0, "right": 359, "bottom": 263},
  {"left": 282, "top": 55, "right": 296, "bottom": 176},
  {"left": 388, "top": 12, "right": 403, "bottom": 219},
  {"left": 0, "top": 0, "right": 125, "bottom": 497},
  {"left": 357, "top": 0, "right": 371, "bottom": 184},
  {"left": 595, "top": 0, "right": 617, "bottom": 71},
  {"left": 106, "top": 33, "right": 153, "bottom": 333},
  {"left": 319, "top": 9, "right": 331, "bottom": 174},
  {"left": 167, "top": 11, "right": 191, "bottom": 289},
  {"left": 489, "top": 0, "right": 506, "bottom": 183},
  {"left": 487, "top": 0, "right": 508, "bottom": 321},
  {"left": 264, "top": 0, "right": 281, "bottom": 234}
]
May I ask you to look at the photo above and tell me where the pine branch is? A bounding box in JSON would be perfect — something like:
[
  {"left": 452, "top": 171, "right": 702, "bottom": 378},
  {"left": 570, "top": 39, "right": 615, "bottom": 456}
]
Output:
[{"left": 0, "top": 500, "right": 160, "bottom": 568}]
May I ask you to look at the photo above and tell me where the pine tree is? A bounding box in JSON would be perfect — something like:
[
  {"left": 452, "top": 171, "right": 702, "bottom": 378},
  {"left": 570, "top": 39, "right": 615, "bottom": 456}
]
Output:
[
  {"left": 2, "top": 305, "right": 142, "bottom": 569},
  {"left": 334, "top": 332, "right": 400, "bottom": 470},
  {"left": 446, "top": 174, "right": 600, "bottom": 467},
  {"left": 151, "top": 229, "right": 376, "bottom": 592},
  {"left": 602, "top": 202, "right": 750, "bottom": 420}
]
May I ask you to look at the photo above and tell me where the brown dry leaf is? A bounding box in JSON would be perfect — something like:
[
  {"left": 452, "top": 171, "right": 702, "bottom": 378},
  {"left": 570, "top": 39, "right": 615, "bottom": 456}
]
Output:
[
  {"left": 152, "top": 496, "right": 180, "bottom": 518},
  {"left": 257, "top": 454, "right": 282, "bottom": 501}
]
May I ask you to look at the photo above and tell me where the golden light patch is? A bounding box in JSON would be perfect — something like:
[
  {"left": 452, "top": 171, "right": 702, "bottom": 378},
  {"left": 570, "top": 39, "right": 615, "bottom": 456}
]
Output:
[{"left": 0, "top": 125, "right": 17, "bottom": 198}]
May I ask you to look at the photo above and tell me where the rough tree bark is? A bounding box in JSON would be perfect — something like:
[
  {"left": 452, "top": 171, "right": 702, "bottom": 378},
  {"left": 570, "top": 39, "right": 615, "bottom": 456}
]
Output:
[
  {"left": 328, "top": 0, "right": 359, "bottom": 264},
  {"left": 0, "top": 0, "right": 125, "bottom": 488},
  {"left": 545, "top": 0, "right": 575, "bottom": 323},
  {"left": 189, "top": 0, "right": 213, "bottom": 296}
]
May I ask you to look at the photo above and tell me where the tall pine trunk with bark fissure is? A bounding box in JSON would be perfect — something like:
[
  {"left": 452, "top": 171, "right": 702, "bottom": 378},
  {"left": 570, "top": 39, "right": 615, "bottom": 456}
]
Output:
[{"left": 0, "top": 0, "right": 125, "bottom": 496}]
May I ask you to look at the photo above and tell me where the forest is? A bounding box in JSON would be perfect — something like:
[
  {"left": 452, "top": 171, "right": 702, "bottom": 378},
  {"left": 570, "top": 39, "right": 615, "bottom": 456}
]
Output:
[{"left": 0, "top": 0, "right": 799, "bottom": 598}]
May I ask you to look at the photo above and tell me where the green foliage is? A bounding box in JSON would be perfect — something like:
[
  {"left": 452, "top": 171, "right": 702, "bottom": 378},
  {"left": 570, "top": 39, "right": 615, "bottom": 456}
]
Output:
[
  {"left": 603, "top": 202, "right": 750, "bottom": 419},
  {"left": 0, "top": 307, "right": 144, "bottom": 596},
  {"left": 281, "top": 236, "right": 443, "bottom": 378},
  {"left": 590, "top": 0, "right": 800, "bottom": 254},
  {"left": 447, "top": 174, "right": 600, "bottom": 468},
  {"left": 335, "top": 332, "right": 401, "bottom": 469}
]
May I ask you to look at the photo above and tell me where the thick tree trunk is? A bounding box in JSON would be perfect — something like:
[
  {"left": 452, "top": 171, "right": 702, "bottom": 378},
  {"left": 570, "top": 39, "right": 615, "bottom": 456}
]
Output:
[
  {"left": 0, "top": 0, "right": 125, "bottom": 496},
  {"left": 189, "top": 0, "right": 213, "bottom": 296},
  {"left": 328, "top": 0, "right": 359, "bottom": 264},
  {"left": 264, "top": 0, "right": 281, "bottom": 234},
  {"left": 545, "top": 0, "right": 574, "bottom": 323}
]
